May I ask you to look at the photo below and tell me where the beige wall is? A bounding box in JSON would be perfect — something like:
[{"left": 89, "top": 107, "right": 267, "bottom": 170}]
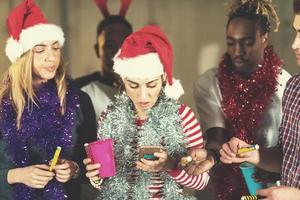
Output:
[{"left": 0, "top": 0, "right": 296, "bottom": 112}]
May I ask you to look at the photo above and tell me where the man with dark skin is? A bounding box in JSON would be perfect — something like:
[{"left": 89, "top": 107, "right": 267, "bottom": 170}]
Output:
[
  {"left": 226, "top": 18, "right": 266, "bottom": 76},
  {"left": 74, "top": 12, "right": 132, "bottom": 200},
  {"left": 75, "top": 16, "right": 132, "bottom": 119},
  {"left": 219, "top": 0, "right": 300, "bottom": 199},
  {"left": 192, "top": 0, "right": 290, "bottom": 199}
]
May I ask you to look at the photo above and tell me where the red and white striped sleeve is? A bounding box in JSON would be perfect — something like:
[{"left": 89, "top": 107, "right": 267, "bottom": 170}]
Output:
[{"left": 168, "top": 104, "right": 209, "bottom": 190}]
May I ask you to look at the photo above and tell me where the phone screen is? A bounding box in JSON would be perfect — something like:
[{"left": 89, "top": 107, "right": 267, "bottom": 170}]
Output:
[{"left": 139, "top": 146, "right": 162, "bottom": 161}]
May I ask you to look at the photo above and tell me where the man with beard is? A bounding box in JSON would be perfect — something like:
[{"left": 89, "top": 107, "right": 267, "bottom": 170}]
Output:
[
  {"left": 219, "top": 0, "right": 300, "bottom": 199},
  {"left": 191, "top": 0, "right": 291, "bottom": 199},
  {"left": 74, "top": 1, "right": 133, "bottom": 199},
  {"left": 75, "top": 4, "right": 133, "bottom": 119}
]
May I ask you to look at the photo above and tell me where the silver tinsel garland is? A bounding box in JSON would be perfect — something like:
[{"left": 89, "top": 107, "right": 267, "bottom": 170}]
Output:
[{"left": 96, "top": 93, "right": 196, "bottom": 200}]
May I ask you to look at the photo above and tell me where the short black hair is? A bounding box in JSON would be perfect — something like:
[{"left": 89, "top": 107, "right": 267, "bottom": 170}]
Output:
[
  {"left": 96, "top": 15, "right": 133, "bottom": 38},
  {"left": 294, "top": 0, "right": 300, "bottom": 14},
  {"left": 227, "top": 2, "right": 270, "bottom": 35}
]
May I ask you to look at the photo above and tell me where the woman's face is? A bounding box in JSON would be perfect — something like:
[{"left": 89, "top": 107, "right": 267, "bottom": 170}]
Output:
[
  {"left": 124, "top": 75, "right": 164, "bottom": 115},
  {"left": 32, "top": 40, "right": 61, "bottom": 84}
]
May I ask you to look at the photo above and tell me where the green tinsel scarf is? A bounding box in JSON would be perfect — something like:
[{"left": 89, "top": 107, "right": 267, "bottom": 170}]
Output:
[{"left": 96, "top": 93, "right": 196, "bottom": 200}]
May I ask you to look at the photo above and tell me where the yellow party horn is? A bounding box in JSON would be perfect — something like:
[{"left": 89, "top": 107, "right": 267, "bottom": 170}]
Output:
[
  {"left": 238, "top": 144, "right": 259, "bottom": 155},
  {"left": 241, "top": 195, "right": 264, "bottom": 200},
  {"left": 49, "top": 146, "right": 61, "bottom": 171}
]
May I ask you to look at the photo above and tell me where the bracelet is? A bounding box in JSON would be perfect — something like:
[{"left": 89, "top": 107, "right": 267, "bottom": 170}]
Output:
[
  {"left": 71, "top": 162, "right": 80, "bottom": 179},
  {"left": 207, "top": 149, "right": 220, "bottom": 165},
  {"left": 89, "top": 178, "right": 103, "bottom": 189}
]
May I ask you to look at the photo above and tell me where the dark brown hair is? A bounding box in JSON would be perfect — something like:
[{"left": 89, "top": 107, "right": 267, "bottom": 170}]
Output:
[
  {"left": 227, "top": 0, "right": 280, "bottom": 34},
  {"left": 294, "top": 0, "right": 300, "bottom": 14}
]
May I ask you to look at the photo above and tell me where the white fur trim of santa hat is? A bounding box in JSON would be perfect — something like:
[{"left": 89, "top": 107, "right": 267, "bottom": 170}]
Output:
[
  {"left": 113, "top": 52, "right": 164, "bottom": 79},
  {"left": 5, "top": 23, "right": 64, "bottom": 63},
  {"left": 113, "top": 52, "right": 184, "bottom": 99},
  {"left": 164, "top": 78, "right": 184, "bottom": 100}
]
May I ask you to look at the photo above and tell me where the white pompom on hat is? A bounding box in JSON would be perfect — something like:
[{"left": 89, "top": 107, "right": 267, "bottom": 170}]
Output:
[
  {"left": 113, "top": 25, "right": 184, "bottom": 100},
  {"left": 5, "top": 0, "right": 64, "bottom": 63}
]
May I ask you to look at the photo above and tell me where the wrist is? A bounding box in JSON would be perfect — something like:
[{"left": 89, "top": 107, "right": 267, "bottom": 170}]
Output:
[
  {"left": 206, "top": 148, "right": 220, "bottom": 166},
  {"left": 7, "top": 168, "right": 22, "bottom": 184},
  {"left": 245, "top": 149, "right": 260, "bottom": 165},
  {"left": 71, "top": 161, "right": 80, "bottom": 179},
  {"left": 165, "top": 156, "right": 180, "bottom": 171},
  {"left": 89, "top": 178, "right": 103, "bottom": 189}
]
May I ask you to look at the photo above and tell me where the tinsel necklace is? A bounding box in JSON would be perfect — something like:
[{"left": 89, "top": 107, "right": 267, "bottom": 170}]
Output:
[
  {"left": 0, "top": 79, "right": 79, "bottom": 200},
  {"left": 218, "top": 46, "right": 282, "bottom": 143},
  {"left": 96, "top": 93, "right": 195, "bottom": 200},
  {"left": 213, "top": 46, "right": 282, "bottom": 200}
]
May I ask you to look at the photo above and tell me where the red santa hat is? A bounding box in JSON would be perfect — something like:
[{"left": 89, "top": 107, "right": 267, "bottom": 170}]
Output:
[
  {"left": 5, "top": 0, "right": 65, "bottom": 63},
  {"left": 113, "top": 25, "right": 184, "bottom": 99}
]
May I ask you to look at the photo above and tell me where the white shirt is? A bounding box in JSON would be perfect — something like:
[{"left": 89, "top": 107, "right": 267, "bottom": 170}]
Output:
[
  {"left": 81, "top": 81, "right": 116, "bottom": 120},
  {"left": 193, "top": 67, "right": 291, "bottom": 147}
]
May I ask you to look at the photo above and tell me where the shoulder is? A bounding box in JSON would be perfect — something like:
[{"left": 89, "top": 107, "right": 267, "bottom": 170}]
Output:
[
  {"left": 275, "top": 68, "right": 292, "bottom": 98},
  {"left": 194, "top": 68, "right": 218, "bottom": 89},
  {"left": 284, "top": 72, "right": 300, "bottom": 91},
  {"left": 178, "top": 104, "right": 196, "bottom": 120},
  {"left": 66, "top": 78, "right": 80, "bottom": 99},
  {"left": 0, "top": 95, "right": 13, "bottom": 112},
  {"left": 78, "top": 90, "right": 92, "bottom": 103},
  {"left": 0, "top": 97, "right": 15, "bottom": 127},
  {"left": 74, "top": 72, "right": 100, "bottom": 88},
  {"left": 195, "top": 68, "right": 218, "bottom": 82},
  {"left": 193, "top": 68, "right": 220, "bottom": 100},
  {"left": 278, "top": 68, "right": 292, "bottom": 85},
  {"left": 97, "top": 94, "right": 128, "bottom": 124}
]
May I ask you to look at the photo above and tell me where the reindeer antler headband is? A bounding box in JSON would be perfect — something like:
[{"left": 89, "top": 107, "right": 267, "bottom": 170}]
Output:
[{"left": 94, "top": 0, "right": 132, "bottom": 17}]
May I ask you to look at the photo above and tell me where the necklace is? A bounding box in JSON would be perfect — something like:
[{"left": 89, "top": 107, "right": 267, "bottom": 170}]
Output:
[
  {"left": 214, "top": 46, "right": 283, "bottom": 200},
  {"left": 96, "top": 92, "right": 195, "bottom": 200},
  {"left": 218, "top": 46, "right": 282, "bottom": 143}
]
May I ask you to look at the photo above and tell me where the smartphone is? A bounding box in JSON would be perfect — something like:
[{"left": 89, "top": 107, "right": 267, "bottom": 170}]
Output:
[{"left": 139, "top": 146, "right": 164, "bottom": 161}]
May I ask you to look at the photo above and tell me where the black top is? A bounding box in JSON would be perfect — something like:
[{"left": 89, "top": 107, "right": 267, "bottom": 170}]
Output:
[{"left": 74, "top": 71, "right": 114, "bottom": 89}]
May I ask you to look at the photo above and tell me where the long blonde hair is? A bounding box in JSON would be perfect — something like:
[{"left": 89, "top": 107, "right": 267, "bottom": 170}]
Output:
[{"left": 0, "top": 50, "right": 67, "bottom": 129}]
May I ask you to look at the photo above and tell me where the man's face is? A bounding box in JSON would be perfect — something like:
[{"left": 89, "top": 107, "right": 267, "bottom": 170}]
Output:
[
  {"left": 292, "top": 14, "right": 300, "bottom": 65},
  {"left": 96, "top": 23, "right": 131, "bottom": 72},
  {"left": 226, "top": 18, "right": 268, "bottom": 76}
]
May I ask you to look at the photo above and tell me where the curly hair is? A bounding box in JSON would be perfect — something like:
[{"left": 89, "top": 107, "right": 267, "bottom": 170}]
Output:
[{"left": 227, "top": 0, "right": 280, "bottom": 34}]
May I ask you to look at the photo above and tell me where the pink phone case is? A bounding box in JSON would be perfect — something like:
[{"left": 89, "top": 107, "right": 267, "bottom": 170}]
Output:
[{"left": 85, "top": 138, "right": 116, "bottom": 178}]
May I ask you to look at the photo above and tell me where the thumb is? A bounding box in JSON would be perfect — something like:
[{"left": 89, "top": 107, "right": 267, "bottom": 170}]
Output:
[
  {"left": 57, "top": 158, "right": 67, "bottom": 164},
  {"left": 190, "top": 148, "right": 207, "bottom": 161},
  {"left": 35, "top": 164, "right": 51, "bottom": 170}
]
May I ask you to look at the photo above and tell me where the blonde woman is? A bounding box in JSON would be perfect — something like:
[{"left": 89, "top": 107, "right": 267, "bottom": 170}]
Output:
[{"left": 0, "top": 0, "right": 80, "bottom": 199}]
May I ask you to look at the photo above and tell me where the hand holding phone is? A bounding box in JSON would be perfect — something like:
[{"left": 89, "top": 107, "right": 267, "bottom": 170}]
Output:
[{"left": 139, "top": 146, "right": 164, "bottom": 161}]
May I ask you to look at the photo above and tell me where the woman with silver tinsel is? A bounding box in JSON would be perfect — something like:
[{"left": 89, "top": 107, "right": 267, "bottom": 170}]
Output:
[{"left": 83, "top": 25, "right": 210, "bottom": 200}]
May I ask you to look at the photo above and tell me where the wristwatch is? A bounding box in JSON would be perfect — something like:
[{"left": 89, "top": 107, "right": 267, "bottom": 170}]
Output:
[{"left": 71, "top": 161, "right": 80, "bottom": 179}]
